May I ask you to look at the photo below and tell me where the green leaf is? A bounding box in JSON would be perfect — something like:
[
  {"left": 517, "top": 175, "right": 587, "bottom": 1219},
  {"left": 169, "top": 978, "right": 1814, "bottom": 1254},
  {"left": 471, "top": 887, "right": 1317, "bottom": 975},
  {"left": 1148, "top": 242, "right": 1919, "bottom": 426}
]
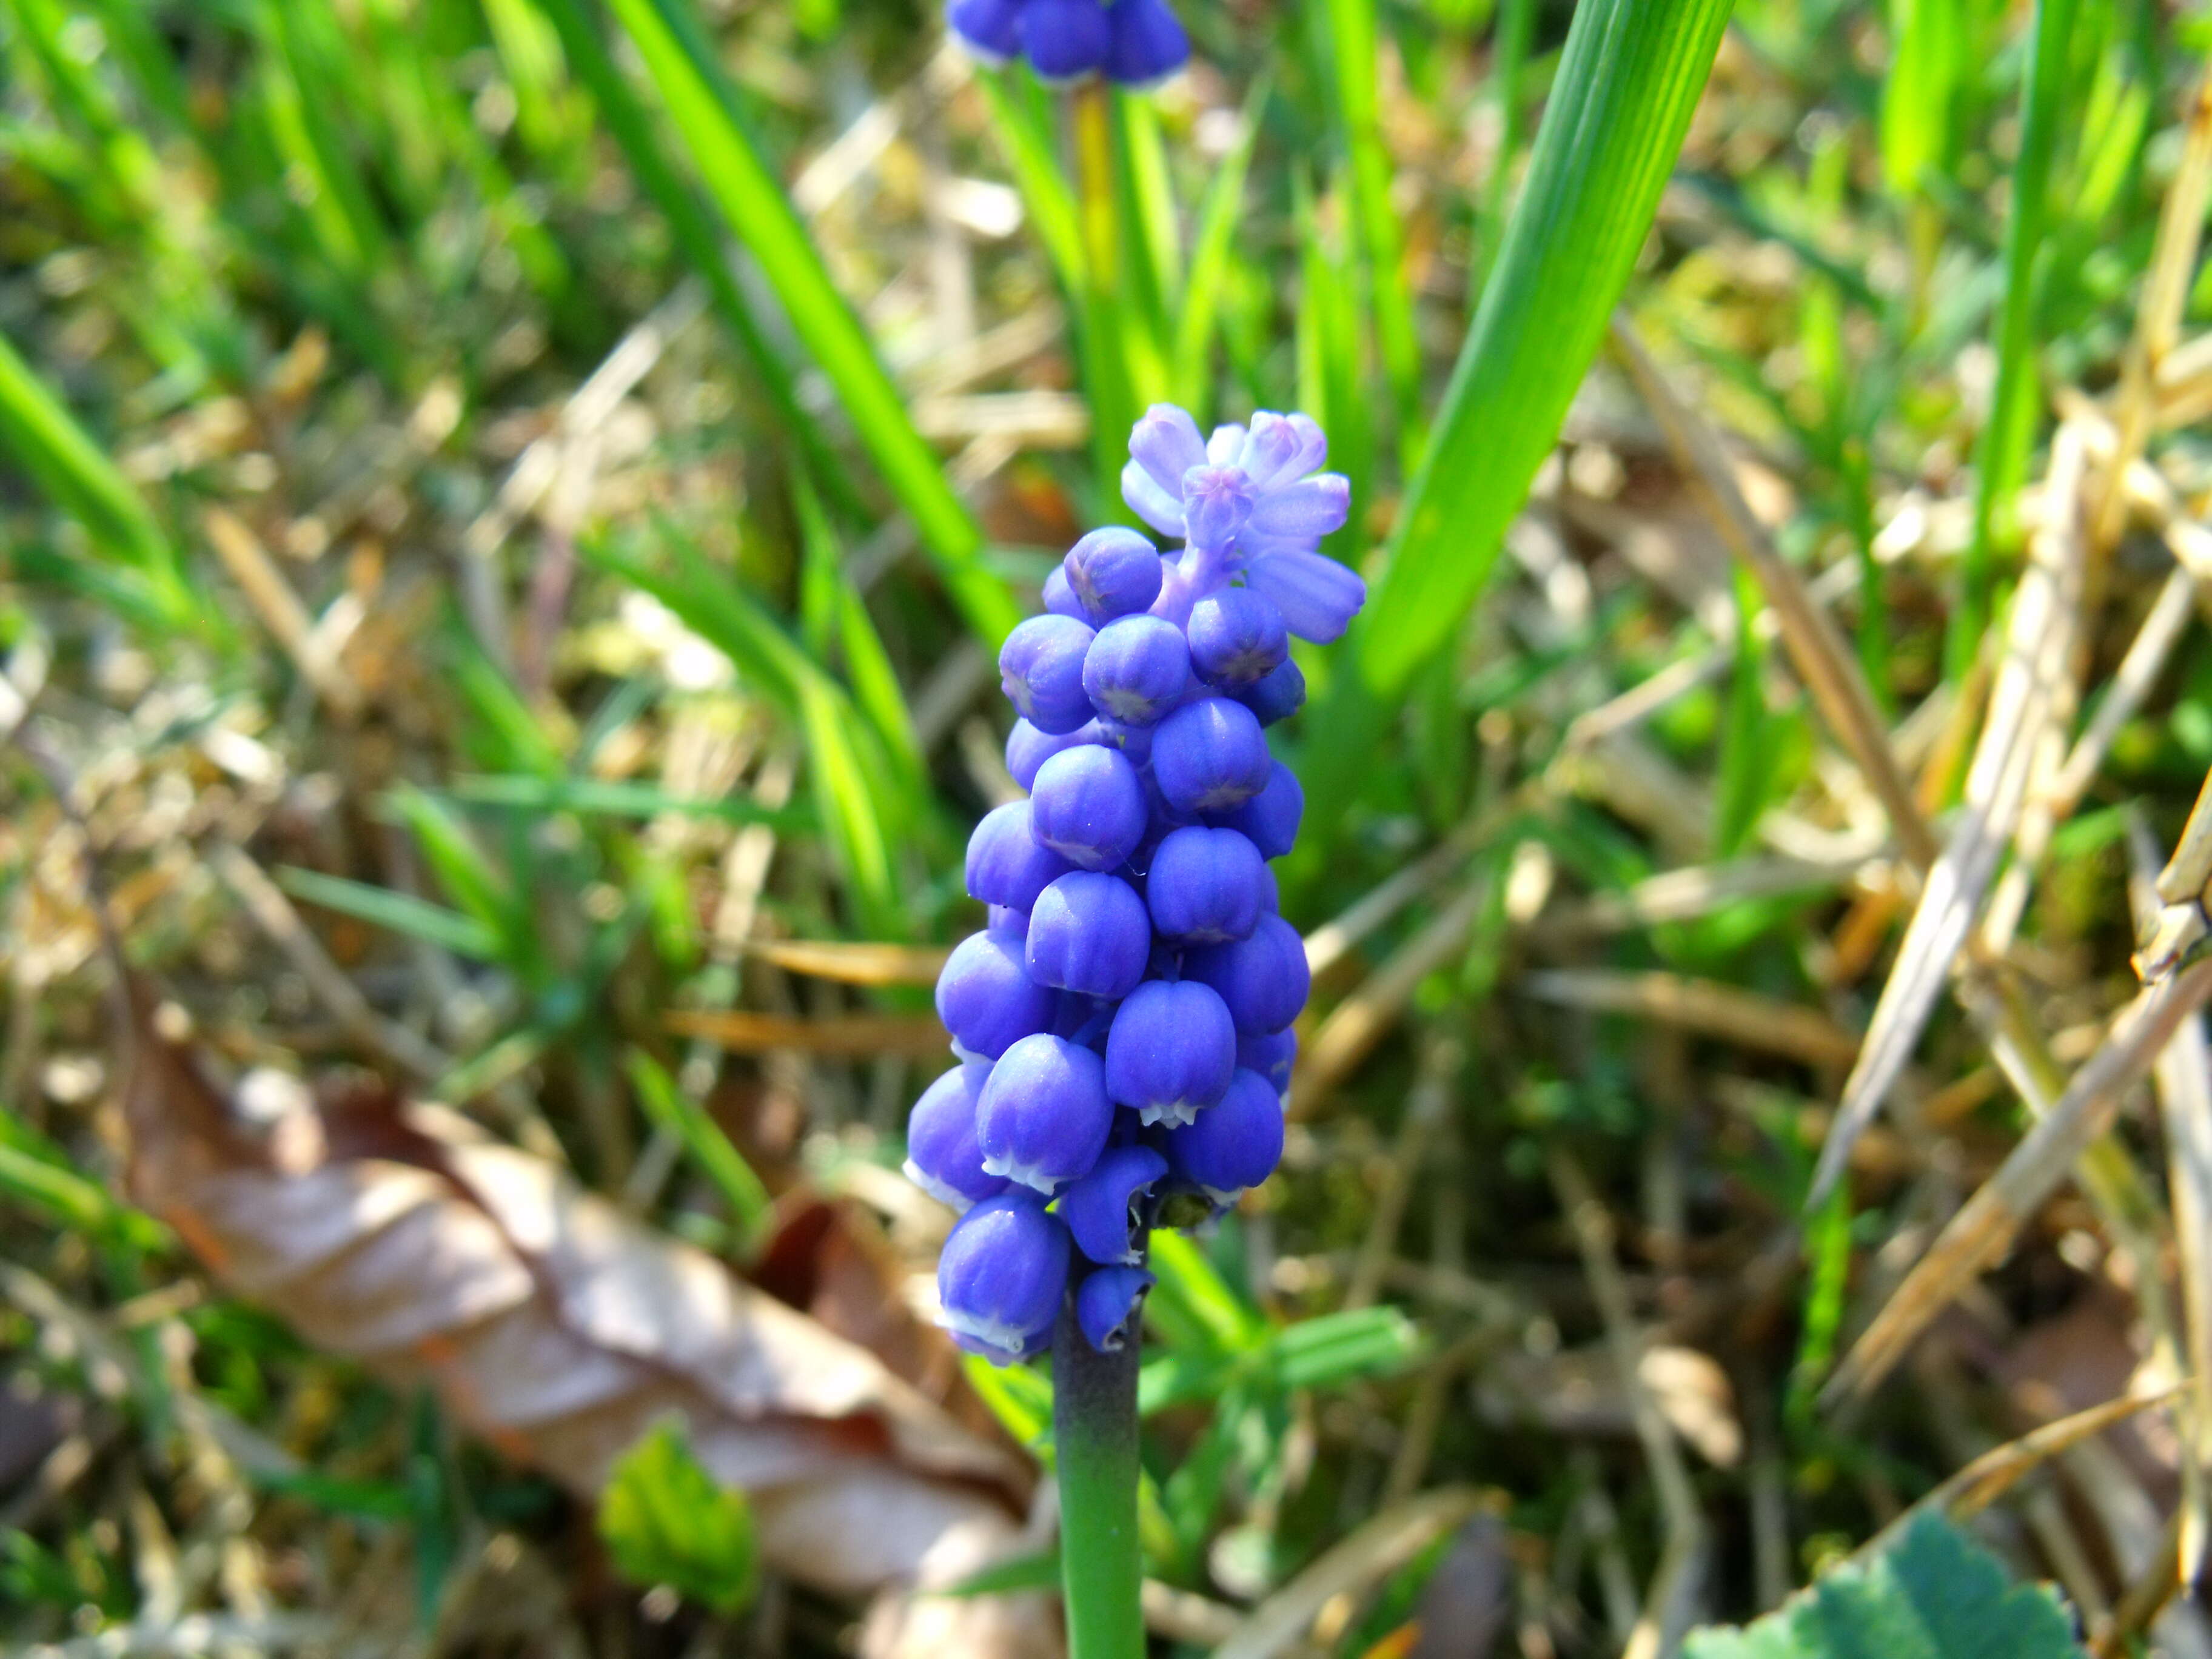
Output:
[
  {"left": 1954, "top": 0, "right": 2078, "bottom": 673},
  {"left": 1347, "top": 0, "right": 1732, "bottom": 696},
  {"left": 0, "top": 327, "right": 193, "bottom": 629},
  {"left": 598, "top": 1419, "right": 759, "bottom": 1615},
  {"left": 384, "top": 786, "right": 526, "bottom": 958},
  {"left": 598, "top": 0, "right": 1019, "bottom": 647},
  {"left": 449, "top": 774, "right": 810, "bottom": 831},
  {"left": 1683, "top": 1512, "right": 2083, "bottom": 1659},
  {"left": 1145, "top": 1230, "right": 1265, "bottom": 1353},
  {"left": 974, "top": 68, "right": 1085, "bottom": 291},
  {"left": 1879, "top": 0, "right": 1965, "bottom": 201},
  {"left": 275, "top": 867, "right": 503, "bottom": 960},
  {"left": 1320, "top": 0, "right": 1426, "bottom": 463},
  {"left": 960, "top": 1352, "right": 1055, "bottom": 1454},
  {"left": 935, "top": 1547, "right": 1063, "bottom": 1597},
  {"left": 794, "top": 478, "right": 927, "bottom": 806},
  {"left": 1138, "top": 1305, "right": 1420, "bottom": 1415},
  {"left": 0, "top": 1105, "right": 168, "bottom": 1253},
  {"left": 588, "top": 527, "right": 909, "bottom": 930},
  {"left": 624, "top": 1050, "right": 773, "bottom": 1242},
  {"left": 1171, "top": 76, "right": 1267, "bottom": 416},
  {"left": 525, "top": 0, "right": 863, "bottom": 524}
]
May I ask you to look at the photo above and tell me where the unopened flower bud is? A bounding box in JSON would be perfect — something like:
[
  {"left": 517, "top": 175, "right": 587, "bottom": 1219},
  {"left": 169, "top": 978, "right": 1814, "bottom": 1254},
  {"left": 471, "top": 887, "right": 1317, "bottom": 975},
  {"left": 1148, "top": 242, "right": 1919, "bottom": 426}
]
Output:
[
  {"left": 1104, "top": 977, "right": 1236, "bottom": 1126},
  {"left": 1027, "top": 871, "right": 1151, "bottom": 999},
  {"left": 905, "top": 1067, "right": 1008, "bottom": 1212},
  {"left": 1030, "top": 744, "right": 1147, "bottom": 870},
  {"left": 1000, "top": 614, "right": 1097, "bottom": 734},
  {"left": 977, "top": 1033, "right": 1114, "bottom": 1193},
  {"left": 1060, "top": 1143, "right": 1168, "bottom": 1265},
  {"left": 937, "top": 1193, "right": 1070, "bottom": 1363},
  {"left": 1076, "top": 1264, "right": 1155, "bottom": 1352},
  {"left": 1165, "top": 1067, "right": 1284, "bottom": 1201}
]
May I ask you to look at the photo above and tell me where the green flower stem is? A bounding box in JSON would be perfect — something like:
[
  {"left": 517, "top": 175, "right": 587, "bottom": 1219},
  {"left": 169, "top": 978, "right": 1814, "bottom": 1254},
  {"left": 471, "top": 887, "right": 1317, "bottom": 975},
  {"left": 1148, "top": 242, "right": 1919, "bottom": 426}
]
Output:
[
  {"left": 1072, "top": 79, "right": 1141, "bottom": 514},
  {"left": 1053, "top": 1286, "right": 1144, "bottom": 1659}
]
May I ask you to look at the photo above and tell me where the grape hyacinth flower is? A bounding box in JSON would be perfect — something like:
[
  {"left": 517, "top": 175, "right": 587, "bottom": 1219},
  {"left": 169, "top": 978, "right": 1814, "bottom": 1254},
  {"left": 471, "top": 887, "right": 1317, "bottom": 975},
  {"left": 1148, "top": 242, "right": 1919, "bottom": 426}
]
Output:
[
  {"left": 913, "top": 403, "right": 1361, "bottom": 1658},
  {"left": 918, "top": 401, "right": 1363, "bottom": 1386},
  {"left": 947, "top": 0, "right": 1190, "bottom": 89}
]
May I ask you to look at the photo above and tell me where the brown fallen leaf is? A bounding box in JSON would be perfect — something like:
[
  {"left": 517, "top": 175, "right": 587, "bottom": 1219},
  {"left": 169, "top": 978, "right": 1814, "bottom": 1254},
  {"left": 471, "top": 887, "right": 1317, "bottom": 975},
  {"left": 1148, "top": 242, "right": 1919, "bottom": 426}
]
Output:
[{"left": 117, "top": 994, "right": 1054, "bottom": 1658}]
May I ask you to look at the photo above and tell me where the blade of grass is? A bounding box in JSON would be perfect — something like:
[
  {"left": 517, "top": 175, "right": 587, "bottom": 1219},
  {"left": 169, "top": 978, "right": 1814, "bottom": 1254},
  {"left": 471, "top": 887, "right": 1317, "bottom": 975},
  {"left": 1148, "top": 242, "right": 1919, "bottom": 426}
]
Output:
[
  {"left": 1170, "top": 76, "right": 1266, "bottom": 416},
  {"left": 794, "top": 477, "right": 927, "bottom": 805},
  {"left": 1879, "top": 0, "right": 1964, "bottom": 201},
  {"left": 275, "top": 867, "right": 503, "bottom": 960},
  {"left": 1808, "top": 426, "right": 2086, "bottom": 1206},
  {"left": 1954, "top": 0, "right": 2079, "bottom": 676},
  {"left": 528, "top": 0, "right": 864, "bottom": 523},
  {"left": 623, "top": 1048, "right": 773, "bottom": 1242},
  {"left": 1294, "top": 169, "right": 1370, "bottom": 560},
  {"left": 481, "top": 0, "right": 591, "bottom": 178},
  {"left": 1342, "top": 0, "right": 1732, "bottom": 697},
  {"left": 1073, "top": 79, "right": 1143, "bottom": 513},
  {"left": 384, "top": 785, "right": 529, "bottom": 960},
  {"left": 1825, "top": 958, "right": 2212, "bottom": 1404},
  {"left": 1610, "top": 317, "right": 1939, "bottom": 870},
  {"left": 588, "top": 529, "right": 910, "bottom": 930},
  {"left": 598, "top": 0, "right": 1019, "bottom": 645},
  {"left": 255, "top": 0, "right": 392, "bottom": 278},
  {"left": 974, "top": 67, "right": 1087, "bottom": 291},
  {"left": 0, "top": 327, "right": 193, "bottom": 629},
  {"left": 1322, "top": 0, "right": 1426, "bottom": 466},
  {"left": 1114, "top": 89, "right": 1179, "bottom": 390},
  {"left": 1472, "top": 0, "right": 1537, "bottom": 300},
  {"left": 451, "top": 774, "right": 810, "bottom": 830}
]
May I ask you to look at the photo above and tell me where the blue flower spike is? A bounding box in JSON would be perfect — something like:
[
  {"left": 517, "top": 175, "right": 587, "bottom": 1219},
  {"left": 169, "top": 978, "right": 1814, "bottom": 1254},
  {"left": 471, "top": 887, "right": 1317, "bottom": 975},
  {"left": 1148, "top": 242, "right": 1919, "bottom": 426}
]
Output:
[
  {"left": 907, "top": 403, "right": 1363, "bottom": 1359},
  {"left": 949, "top": 0, "right": 1188, "bottom": 88}
]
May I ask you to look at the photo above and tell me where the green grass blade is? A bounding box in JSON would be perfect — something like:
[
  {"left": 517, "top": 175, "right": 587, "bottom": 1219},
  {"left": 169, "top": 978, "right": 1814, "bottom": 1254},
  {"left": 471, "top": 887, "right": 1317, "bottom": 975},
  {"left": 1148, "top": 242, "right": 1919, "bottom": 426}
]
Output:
[
  {"left": 624, "top": 1048, "right": 773, "bottom": 1241},
  {"left": 1473, "top": 0, "right": 1537, "bottom": 299},
  {"left": 449, "top": 774, "right": 810, "bottom": 830},
  {"left": 793, "top": 675, "right": 900, "bottom": 931},
  {"left": 588, "top": 529, "right": 910, "bottom": 930},
  {"left": 794, "top": 479, "right": 927, "bottom": 804},
  {"left": 526, "top": 0, "right": 865, "bottom": 523},
  {"left": 1714, "top": 568, "right": 1768, "bottom": 859},
  {"left": 1880, "top": 0, "right": 1964, "bottom": 200},
  {"left": 1349, "top": 0, "right": 1732, "bottom": 697},
  {"left": 276, "top": 866, "right": 504, "bottom": 959},
  {"left": 1072, "top": 82, "right": 1145, "bottom": 511},
  {"left": 481, "top": 0, "right": 589, "bottom": 175},
  {"left": 0, "top": 1104, "right": 167, "bottom": 1252},
  {"left": 974, "top": 67, "right": 1087, "bottom": 293},
  {"left": 0, "top": 327, "right": 192, "bottom": 627},
  {"left": 1145, "top": 1230, "right": 1264, "bottom": 1353},
  {"left": 1171, "top": 77, "right": 1266, "bottom": 415},
  {"left": 255, "top": 0, "right": 392, "bottom": 277},
  {"left": 1953, "top": 0, "right": 2079, "bottom": 675},
  {"left": 1117, "top": 90, "right": 1182, "bottom": 326},
  {"left": 600, "top": 0, "right": 1019, "bottom": 646},
  {"left": 451, "top": 637, "right": 568, "bottom": 779},
  {"left": 1323, "top": 0, "right": 1426, "bottom": 464},
  {"left": 1295, "top": 170, "right": 1371, "bottom": 558},
  {"left": 384, "top": 785, "right": 525, "bottom": 953}
]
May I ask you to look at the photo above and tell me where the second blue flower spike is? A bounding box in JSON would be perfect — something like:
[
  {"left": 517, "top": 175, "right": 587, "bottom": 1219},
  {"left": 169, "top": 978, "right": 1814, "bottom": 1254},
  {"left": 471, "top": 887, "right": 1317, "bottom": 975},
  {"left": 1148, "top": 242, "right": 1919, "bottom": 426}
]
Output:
[{"left": 949, "top": 0, "right": 1190, "bottom": 89}]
